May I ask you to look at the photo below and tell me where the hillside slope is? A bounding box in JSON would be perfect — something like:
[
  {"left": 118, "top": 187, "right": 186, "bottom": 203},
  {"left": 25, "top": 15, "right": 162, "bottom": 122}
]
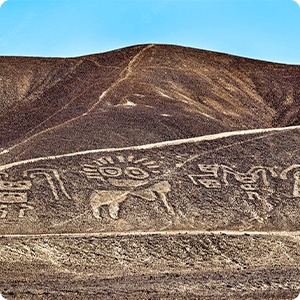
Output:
[
  {"left": 1, "top": 45, "right": 300, "bottom": 300},
  {"left": 1, "top": 44, "right": 300, "bottom": 163}
]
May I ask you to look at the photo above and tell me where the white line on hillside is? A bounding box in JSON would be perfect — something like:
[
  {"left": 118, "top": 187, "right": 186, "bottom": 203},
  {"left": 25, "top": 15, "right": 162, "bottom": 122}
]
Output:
[
  {"left": 0, "top": 125, "right": 299, "bottom": 171},
  {"left": 0, "top": 230, "right": 299, "bottom": 239}
]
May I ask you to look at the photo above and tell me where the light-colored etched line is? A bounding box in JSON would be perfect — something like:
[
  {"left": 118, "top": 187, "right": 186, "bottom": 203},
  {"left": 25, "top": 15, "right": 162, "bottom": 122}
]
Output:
[
  {"left": 143, "top": 161, "right": 157, "bottom": 166},
  {"left": 127, "top": 155, "right": 134, "bottom": 162},
  {"left": 98, "top": 156, "right": 114, "bottom": 165},
  {"left": 83, "top": 164, "right": 97, "bottom": 168},
  {"left": 134, "top": 158, "right": 149, "bottom": 164},
  {"left": 52, "top": 169, "right": 71, "bottom": 200},
  {"left": 0, "top": 172, "right": 8, "bottom": 178},
  {"left": 85, "top": 172, "right": 100, "bottom": 176},
  {"left": 84, "top": 172, "right": 98, "bottom": 176},
  {"left": 0, "top": 46, "right": 154, "bottom": 159},
  {"left": 93, "top": 160, "right": 103, "bottom": 167},
  {"left": 117, "top": 156, "right": 125, "bottom": 163},
  {"left": 26, "top": 171, "right": 59, "bottom": 200},
  {"left": 84, "top": 44, "right": 154, "bottom": 115},
  {"left": 24, "top": 169, "right": 71, "bottom": 200},
  {"left": 0, "top": 230, "right": 299, "bottom": 239},
  {"left": 86, "top": 176, "right": 105, "bottom": 181},
  {"left": 161, "top": 132, "right": 278, "bottom": 183},
  {"left": 0, "top": 125, "right": 299, "bottom": 172},
  {"left": 83, "top": 169, "right": 98, "bottom": 173}
]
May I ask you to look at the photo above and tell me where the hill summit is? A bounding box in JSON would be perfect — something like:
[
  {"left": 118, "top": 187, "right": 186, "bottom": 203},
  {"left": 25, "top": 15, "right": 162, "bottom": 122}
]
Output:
[{"left": 1, "top": 44, "right": 300, "bottom": 163}]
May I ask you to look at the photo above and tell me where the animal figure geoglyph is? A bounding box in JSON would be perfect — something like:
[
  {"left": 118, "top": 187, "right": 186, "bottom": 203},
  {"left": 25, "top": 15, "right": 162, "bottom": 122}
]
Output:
[{"left": 90, "top": 181, "right": 173, "bottom": 219}]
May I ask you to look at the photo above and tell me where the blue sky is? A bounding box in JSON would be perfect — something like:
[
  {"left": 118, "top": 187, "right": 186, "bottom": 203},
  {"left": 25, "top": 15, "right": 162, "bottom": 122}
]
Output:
[{"left": 0, "top": 0, "right": 299, "bottom": 64}]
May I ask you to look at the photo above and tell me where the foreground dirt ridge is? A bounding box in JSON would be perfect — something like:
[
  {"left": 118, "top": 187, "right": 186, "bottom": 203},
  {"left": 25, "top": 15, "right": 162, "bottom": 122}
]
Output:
[
  {"left": 1, "top": 229, "right": 300, "bottom": 239},
  {"left": 1, "top": 232, "right": 300, "bottom": 299}
]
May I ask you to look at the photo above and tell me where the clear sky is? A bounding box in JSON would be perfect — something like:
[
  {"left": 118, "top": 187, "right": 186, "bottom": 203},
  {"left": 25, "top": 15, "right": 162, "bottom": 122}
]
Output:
[{"left": 0, "top": 0, "right": 300, "bottom": 64}]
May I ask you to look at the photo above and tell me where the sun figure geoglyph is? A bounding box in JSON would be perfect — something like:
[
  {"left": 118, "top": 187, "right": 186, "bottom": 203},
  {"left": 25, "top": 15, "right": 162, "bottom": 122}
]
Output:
[{"left": 82, "top": 155, "right": 161, "bottom": 187}]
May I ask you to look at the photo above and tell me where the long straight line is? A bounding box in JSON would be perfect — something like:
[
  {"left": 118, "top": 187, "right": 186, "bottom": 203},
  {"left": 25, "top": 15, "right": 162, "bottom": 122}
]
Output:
[
  {"left": 0, "top": 230, "right": 299, "bottom": 239},
  {"left": 0, "top": 125, "right": 299, "bottom": 171}
]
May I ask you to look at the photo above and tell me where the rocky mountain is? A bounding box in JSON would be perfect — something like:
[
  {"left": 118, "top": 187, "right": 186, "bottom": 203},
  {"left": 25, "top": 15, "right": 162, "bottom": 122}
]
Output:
[
  {"left": 1, "top": 44, "right": 300, "bottom": 162},
  {"left": 0, "top": 44, "right": 300, "bottom": 299}
]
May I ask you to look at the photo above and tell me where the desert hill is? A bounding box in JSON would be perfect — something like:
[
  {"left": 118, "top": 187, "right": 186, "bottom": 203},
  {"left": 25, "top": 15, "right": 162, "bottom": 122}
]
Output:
[
  {"left": 1, "top": 44, "right": 300, "bottom": 163},
  {"left": 0, "top": 45, "right": 300, "bottom": 300}
]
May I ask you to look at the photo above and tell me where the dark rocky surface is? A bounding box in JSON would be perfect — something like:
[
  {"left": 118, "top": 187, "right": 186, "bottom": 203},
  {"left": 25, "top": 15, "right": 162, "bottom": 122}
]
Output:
[
  {"left": 0, "top": 44, "right": 300, "bottom": 299},
  {"left": 1, "top": 44, "right": 300, "bottom": 162}
]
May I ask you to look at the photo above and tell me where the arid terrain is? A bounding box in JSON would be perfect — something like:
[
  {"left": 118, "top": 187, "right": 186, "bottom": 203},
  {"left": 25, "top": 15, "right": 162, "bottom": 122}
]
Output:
[{"left": 0, "top": 44, "right": 300, "bottom": 299}]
